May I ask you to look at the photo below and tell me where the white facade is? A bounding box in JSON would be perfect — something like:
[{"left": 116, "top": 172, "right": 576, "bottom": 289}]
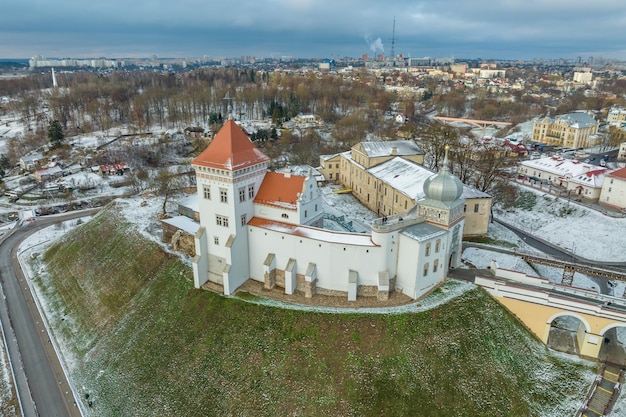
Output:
[
  {"left": 599, "top": 167, "right": 626, "bottom": 210},
  {"left": 191, "top": 121, "right": 465, "bottom": 301},
  {"left": 618, "top": 142, "right": 626, "bottom": 161},
  {"left": 573, "top": 72, "right": 592, "bottom": 84},
  {"left": 518, "top": 156, "right": 605, "bottom": 187}
]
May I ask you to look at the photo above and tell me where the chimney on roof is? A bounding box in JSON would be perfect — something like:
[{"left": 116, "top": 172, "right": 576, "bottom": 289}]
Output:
[
  {"left": 391, "top": 146, "right": 398, "bottom": 156},
  {"left": 284, "top": 168, "right": 291, "bottom": 178}
]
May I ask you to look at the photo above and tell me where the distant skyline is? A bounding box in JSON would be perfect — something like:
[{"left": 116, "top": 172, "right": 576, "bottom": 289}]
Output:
[{"left": 2, "top": 1, "right": 626, "bottom": 61}]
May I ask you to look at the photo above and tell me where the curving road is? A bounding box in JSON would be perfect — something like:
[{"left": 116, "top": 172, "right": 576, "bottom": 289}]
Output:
[
  {"left": 465, "top": 217, "right": 626, "bottom": 294},
  {"left": 0, "top": 209, "right": 99, "bottom": 417}
]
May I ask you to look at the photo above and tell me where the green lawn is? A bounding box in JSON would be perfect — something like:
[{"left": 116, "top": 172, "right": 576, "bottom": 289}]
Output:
[{"left": 31, "top": 203, "right": 595, "bottom": 416}]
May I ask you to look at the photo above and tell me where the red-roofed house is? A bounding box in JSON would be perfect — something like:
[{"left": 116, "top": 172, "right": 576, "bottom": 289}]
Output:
[
  {"left": 566, "top": 168, "right": 607, "bottom": 200},
  {"left": 599, "top": 167, "right": 626, "bottom": 210},
  {"left": 189, "top": 120, "right": 466, "bottom": 302},
  {"left": 254, "top": 171, "right": 323, "bottom": 226}
]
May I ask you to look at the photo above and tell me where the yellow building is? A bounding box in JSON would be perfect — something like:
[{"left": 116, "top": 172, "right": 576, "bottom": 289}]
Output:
[
  {"left": 531, "top": 112, "right": 599, "bottom": 148},
  {"left": 607, "top": 107, "right": 626, "bottom": 124},
  {"left": 319, "top": 140, "right": 492, "bottom": 237},
  {"left": 318, "top": 153, "right": 343, "bottom": 183}
]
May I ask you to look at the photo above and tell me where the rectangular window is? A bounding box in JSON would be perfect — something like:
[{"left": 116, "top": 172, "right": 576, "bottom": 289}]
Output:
[
  {"left": 240, "top": 214, "right": 247, "bottom": 227},
  {"left": 304, "top": 210, "right": 308, "bottom": 218},
  {"left": 239, "top": 187, "right": 246, "bottom": 202},
  {"left": 248, "top": 184, "right": 255, "bottom": 199},
  {"left": 203, "top": 185, "right": 211, "bottom": 200},
  {"left": 214, "top": 236, "right": 219, "bottom": 245},
  {"left": 435, "top": 239, "right": 441, "bottom": 253},
  {"left": 216, "top": 215, "right": 229, "bottom": 227},
  {"left": 474, "top": 203, "right": 479, "bottom": 213},
  {"left": 220, "top": 188, "right": 228, "bottom": 203},
  {"left": 423, "top": 263, "right": 429, "bottom": 277},
  {"left": 433, "top": 260, "right": 439, "bottom": 273},
  {"left": 425, "top": 243, "right": 431, "bottom": 256}
]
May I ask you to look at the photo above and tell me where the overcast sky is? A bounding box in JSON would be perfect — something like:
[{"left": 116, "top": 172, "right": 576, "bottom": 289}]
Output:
[{"left": 2, "top": 0, "right": 626, "bottom": 61}]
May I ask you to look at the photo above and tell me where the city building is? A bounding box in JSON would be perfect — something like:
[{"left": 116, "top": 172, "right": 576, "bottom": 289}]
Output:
[
  {"left": 531, "top": 112, "right": 599, "bottom": 148},
  {"left": 518, "top": 156, "right": 604, "bottom": 189},
  {"left": 599, "top": 167, "right": 626, "bottom": 211},
  {"left": 618, "top": 142, "right": 626, "bottom": 161},
  {"left": 608, "top": 107, "right": 626, "bottom": 124}
]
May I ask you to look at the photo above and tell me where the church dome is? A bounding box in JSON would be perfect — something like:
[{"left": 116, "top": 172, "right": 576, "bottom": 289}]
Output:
[{"left": 423, "top": 146, "right": 464, "bottom": 202}]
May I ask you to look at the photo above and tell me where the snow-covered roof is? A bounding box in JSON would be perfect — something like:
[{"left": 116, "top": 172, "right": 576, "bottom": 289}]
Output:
[
  {"left": 368, "top": 157, "right": 432, "bottom": 199},
  {"left": 248, "top": 217, "right": 376, "bottom": 246},
  {"left": 278, "top": 165, "right": 321, "bottom": 178},
  {"left": 36, "top": 165, "right": 62, "bottom": 176},
  {"left": 401, "top": 222, "right": 446, "bottom": 242},
  {"left": 178, "top": 194, "right": 199, "bottom": 212},
  {"left": 367, "top": 157, "right": 490, "bottom": 201},
  {"left": 537, "top": 112, "right": 597, "bottom": 129},
  {"left": 520, "top": 156, "right": 601, "bottom": 178},
  {"left": 462, "top": 186, "right": 491, "bottom": 199},
  {"left": 359, "top": 140, "right": 423, "bottom": 158},
  {"left": 320, "top": 153, "right": 341, "bottom": 162},
  {"left": 161, "top": 215, "right": 200, "bottom": 234},
  {"left": 568, "top": 169, "right": 606, "bottom": 188},
  {"left": 21, "top": 152, "right": 45, "bottom": 162}
]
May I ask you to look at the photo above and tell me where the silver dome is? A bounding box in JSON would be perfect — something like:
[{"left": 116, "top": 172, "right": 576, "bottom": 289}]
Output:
[{"left": 423, "top": 146, "right": 463, "bottom": 202}]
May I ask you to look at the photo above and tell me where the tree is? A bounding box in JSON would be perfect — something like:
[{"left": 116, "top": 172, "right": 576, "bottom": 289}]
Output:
[
  {"left": 47, "top": 119, "right": 65, "bottom": 148},
  {"left": 152, "top": 167, "right": 183, "bottom": 216}
]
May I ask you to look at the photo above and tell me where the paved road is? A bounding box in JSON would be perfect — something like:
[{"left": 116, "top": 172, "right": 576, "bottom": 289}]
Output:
[
  {"left": 462, "top": 218, "right": 623, "bottom": 294},
  {"left": 0, "top": 210, "right": 99, "bottom": 417}
]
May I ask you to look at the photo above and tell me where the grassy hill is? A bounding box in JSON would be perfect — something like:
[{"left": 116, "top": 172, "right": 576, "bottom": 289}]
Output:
[{"left": 30, "top": 203, "right": 595, "bottom": 417}]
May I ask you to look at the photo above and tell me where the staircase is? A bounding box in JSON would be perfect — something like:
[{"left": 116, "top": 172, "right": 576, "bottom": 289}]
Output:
[{"left": 579, "top": 365, "right": 623, "bottom": 417}]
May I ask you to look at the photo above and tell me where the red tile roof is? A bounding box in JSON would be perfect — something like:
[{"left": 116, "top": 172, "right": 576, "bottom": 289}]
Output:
[
  {"left": 191, "top": 120, "right": 269, "bottom": 170},
  {"left": 607, "top": 166, "right": 626, "bottom": 180},
  {"left": 254, "top": 172, "right": 305, "bottom": 209}
]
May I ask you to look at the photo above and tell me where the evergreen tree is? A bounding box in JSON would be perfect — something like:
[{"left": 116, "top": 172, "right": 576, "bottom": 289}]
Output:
[{"left": 48, "top": 119, "right": 65, "bottom": 149}]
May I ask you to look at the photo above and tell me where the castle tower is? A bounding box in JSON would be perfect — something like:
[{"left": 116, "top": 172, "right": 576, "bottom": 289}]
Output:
[
  {"left": 191, "top": 120, "right": 270, "bottom": 293},
  {"left": 418, "top": 146, "right": 465, "bottom": 268}
]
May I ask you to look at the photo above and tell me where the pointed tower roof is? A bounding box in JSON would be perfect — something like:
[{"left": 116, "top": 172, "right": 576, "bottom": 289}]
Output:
[{"left": 192, "top": 120, "right": 269, "bottom": 170}]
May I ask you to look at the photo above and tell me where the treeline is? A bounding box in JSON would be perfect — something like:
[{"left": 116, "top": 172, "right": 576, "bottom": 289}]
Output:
[{"left": 0, "top": 68, "right": 397, "bottom": 138}]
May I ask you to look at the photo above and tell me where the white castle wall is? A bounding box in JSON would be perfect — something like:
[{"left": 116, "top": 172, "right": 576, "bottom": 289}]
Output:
[{"left": 247, "top": 225, "right": 387, "bottom": 293}]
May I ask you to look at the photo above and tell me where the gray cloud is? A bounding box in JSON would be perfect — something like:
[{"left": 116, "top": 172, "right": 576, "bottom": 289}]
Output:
[{"left": 1, "top": 0, "right": 625, "bottom": 60}]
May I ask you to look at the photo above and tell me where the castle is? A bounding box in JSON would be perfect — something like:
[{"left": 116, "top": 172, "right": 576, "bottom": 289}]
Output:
[{"left": 191, "top": 120, "right": 466, "bottom": 301}]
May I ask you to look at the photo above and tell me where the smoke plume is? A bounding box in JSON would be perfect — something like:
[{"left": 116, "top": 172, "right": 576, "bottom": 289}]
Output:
[{"left": 364, "top": 35, "right": 384, "bottom": 54}]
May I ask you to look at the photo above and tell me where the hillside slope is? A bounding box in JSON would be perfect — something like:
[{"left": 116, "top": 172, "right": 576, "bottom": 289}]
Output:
[{"left": 29, "top": 202, "right": 595, "bottom": 417}]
